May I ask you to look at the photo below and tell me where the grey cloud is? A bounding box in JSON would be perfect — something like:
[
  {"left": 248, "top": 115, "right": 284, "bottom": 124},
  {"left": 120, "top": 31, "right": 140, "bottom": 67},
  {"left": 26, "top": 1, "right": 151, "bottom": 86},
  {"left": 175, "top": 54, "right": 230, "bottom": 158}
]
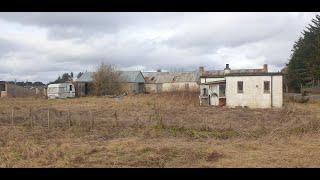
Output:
[{"left": 0, "top": 12, "right": 317, "bottom": 83}]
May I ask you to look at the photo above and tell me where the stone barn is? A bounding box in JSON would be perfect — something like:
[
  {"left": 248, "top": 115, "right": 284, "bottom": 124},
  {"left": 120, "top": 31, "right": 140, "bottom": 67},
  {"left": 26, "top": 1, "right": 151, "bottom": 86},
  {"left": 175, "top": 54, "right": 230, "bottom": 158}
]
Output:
[
  {"left": 199, "top": 64, "right": 283, "bottom": 108},
  {"left": 142, "top": 71, "right": 200, "bottom": 93}
]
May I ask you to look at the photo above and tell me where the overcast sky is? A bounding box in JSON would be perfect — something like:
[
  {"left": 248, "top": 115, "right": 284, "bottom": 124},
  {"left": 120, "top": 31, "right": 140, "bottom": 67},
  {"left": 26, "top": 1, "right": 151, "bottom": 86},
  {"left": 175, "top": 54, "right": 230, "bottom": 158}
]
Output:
[{"left": 0, "top": 12, "right": 317, "bottom": 83}]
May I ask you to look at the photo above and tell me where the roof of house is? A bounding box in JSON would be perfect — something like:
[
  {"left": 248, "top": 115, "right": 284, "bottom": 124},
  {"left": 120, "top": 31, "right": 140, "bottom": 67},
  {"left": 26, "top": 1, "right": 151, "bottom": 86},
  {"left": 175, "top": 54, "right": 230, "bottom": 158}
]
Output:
[
  {"left": 142, "top": 71, "right": 199, "bottom": 84},
  {"left": 75, "top": 71, "right": 145, "bottom": 83},
  {"left": 224, "top": 72, "right": 282, "bottom": 77},
  {"left": 200, "top": 68, "right": 270, "bottom": 78}
]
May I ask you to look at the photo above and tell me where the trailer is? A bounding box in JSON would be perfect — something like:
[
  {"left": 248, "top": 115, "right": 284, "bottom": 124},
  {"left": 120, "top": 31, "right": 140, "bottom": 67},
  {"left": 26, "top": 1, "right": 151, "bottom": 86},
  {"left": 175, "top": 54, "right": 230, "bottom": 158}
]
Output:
[{"left": 47, "top": 83, "right": 75, "bottom": 99}]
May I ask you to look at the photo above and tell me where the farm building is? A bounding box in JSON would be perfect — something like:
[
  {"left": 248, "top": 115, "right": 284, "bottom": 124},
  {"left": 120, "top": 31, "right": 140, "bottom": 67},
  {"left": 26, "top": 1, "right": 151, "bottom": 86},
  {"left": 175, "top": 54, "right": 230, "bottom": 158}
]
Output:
[
  {"left": 199, "top": 64, "right": 283, "bottom": 108},
  {"left": 142, "top": 71, "right": 200, "bottom": 93},
  {"left": 74, "top": 71, "right": 145, "bottom": 96},
  {"left": 0, "top": 81, "right": 45, "bottom": 98}
]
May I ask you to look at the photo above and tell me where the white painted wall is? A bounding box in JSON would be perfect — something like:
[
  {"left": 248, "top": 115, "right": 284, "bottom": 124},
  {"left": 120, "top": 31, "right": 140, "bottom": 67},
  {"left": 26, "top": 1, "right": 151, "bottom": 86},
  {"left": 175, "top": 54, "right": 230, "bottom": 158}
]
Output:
[
  {"left": 271, "top": 75, "right": 283, "bottom": 108},
  {"left": 225, "top": 75, "right": 283, "bottom": 108},
  {"left": 200, "top": 77, "right": 225, "bottom": 84},
  {"left": 199, "top": 84, "right": 220, "bottom": 106}
]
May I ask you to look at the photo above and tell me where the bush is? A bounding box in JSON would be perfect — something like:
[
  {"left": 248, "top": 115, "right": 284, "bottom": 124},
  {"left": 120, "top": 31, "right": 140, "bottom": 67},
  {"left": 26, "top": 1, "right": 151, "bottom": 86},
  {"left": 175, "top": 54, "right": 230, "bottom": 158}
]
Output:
[{"left": 92, "top": 63, "right": 123, "bottom": 96}]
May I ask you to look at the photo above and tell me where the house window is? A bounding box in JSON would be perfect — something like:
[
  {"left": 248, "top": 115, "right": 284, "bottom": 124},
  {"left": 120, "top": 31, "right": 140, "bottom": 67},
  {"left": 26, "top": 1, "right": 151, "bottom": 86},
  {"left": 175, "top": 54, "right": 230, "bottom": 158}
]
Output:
[
  {"left": 219, "top": 84, "right": 226, "bottom": 97},
  {"left": 264, "top": 81, "right": 270, "bottom": 93},
  {"left": 203, "top": 88, "right": 208, "bottom": 96},
  {"left": 69, "top": 85, "right": 73, "bottom": 91},
  {"left": 237, "top": 81, "right": 243, "bottom": 93}
]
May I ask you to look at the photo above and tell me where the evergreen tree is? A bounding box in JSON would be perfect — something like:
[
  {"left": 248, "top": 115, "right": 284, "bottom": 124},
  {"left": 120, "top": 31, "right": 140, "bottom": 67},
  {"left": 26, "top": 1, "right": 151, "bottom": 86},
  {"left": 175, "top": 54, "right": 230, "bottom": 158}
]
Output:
[
  {"left": 77, "top": 72, "right": 84, "bottom": 79},
  {"left": 287, "top": 14, "right": 320, "bottom": 92}
]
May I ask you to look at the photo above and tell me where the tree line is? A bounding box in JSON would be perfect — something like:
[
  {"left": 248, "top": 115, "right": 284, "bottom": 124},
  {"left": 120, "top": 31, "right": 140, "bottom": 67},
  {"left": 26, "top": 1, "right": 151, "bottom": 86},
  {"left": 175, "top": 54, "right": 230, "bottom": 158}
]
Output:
[{"left": 285, "top": 14, "right": 320, "bottom": 92}]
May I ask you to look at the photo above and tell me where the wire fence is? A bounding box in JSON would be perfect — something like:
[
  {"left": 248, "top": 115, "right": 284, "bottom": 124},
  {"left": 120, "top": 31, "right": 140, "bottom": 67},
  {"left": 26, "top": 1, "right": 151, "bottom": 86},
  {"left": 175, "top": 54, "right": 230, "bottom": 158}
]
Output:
[
  {"left": 0, "top": 107, "right": 120, "bottom": 131},
  {"left": 0, "top": 106, "right": 163, "bottom": 132}
]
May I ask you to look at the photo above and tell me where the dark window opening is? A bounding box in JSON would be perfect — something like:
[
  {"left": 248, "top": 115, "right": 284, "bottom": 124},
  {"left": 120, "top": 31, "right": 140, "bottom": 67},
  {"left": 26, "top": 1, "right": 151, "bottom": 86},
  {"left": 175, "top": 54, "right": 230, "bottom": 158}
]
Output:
[
  {"left": 69, "top": 85, "right": 73, "bottom": 91},
  {"left": 264, "top": 81, "right": 270, "bottom": 93},
  {"left": 219, "top": 84, "right": 226, "bottom": 97},
  {"left": 237, "top": 81, "right": 243, "bottom": 93},
  {"left": 203, "top": 88, "right": 208, "bottom": 96}
]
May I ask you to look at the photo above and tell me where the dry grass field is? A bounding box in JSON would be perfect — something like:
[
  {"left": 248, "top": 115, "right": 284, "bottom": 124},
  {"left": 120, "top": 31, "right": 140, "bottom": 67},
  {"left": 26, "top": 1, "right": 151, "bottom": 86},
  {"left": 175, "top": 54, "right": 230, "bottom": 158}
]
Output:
[{"left": 0, "top": 92, "right": 319, "bottom": 167}]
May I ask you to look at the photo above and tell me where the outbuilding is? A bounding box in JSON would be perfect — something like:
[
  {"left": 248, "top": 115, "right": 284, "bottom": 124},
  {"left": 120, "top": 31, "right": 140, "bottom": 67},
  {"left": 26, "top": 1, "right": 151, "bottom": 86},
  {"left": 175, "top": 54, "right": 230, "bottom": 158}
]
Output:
[
  {"left": 74, "top": 71, "right": 145, "bottom": 96},
  {"left": 142, "top": 71, "right": 200, "bottom": 93}
]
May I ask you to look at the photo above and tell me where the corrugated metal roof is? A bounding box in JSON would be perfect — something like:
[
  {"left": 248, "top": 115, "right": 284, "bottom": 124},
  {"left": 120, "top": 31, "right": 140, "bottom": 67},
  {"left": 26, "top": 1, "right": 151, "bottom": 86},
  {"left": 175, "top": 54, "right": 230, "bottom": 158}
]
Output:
[
  {"left": 142, "top": 71, "right": 199, "bottom": 84},
  {"left": 118, "top": 71, "right": 145, "bottom": 83},
  {"left": 75, "top": 71, "right": 145, "bottom": 83},
  {"left": 75, "top": 72, "right": 94, "bottom": 82}
]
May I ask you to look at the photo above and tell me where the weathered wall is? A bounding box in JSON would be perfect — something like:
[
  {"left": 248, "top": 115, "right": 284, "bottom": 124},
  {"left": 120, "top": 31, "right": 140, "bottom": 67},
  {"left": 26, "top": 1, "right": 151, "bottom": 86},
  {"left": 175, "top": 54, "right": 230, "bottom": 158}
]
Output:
[
  {"left": 271, "top": 75, "right": 283, "bottom": 108},
  {"left": 121, "top": 83, "right": 139, "bottom": 93},
  {"left": 145, "top": 84, "right": 162, "bottom": 93},
  {"left": 74, "top": 82, "right": 86, "bottom": 97},
  {"left": 145, "top": 82, "right": 199, "bottom": 93},
  {"left": 162, "top": 82, "right": 199, "bottom": 92},
  {"left": 200, "top": 77, "right": 225, "bottom": 84},
  {"left": 225, "top": 75, "right": 283, "bottom": 108},
  {"left": 199, "top": 84, "right": 220, "bottom": 106}
]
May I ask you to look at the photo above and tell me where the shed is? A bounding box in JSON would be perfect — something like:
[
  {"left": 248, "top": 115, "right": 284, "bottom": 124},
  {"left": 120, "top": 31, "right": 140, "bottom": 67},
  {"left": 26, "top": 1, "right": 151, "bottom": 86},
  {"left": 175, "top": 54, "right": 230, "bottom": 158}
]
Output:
[
  {"left": 74, "top": 71, "right": 145, "bottom": 96},
  {"left": 142, "top": 71, "right": 200, "bottom": 93}
]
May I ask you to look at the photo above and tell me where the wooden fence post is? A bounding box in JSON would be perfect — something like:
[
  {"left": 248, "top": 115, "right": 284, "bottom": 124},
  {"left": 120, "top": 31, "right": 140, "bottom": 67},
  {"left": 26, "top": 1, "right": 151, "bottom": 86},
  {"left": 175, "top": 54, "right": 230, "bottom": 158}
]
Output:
[
  {"left": 11, "top": 109, "right": 14, "bottom": 126},
  {"left": 29, "top": 107, "right": 33, "bottom": 128},
  {"left": 90, "top": 110, "right": 94, "bottom": 130},
  {"left": 47, "top": 108, "right": 50, "bottom": 129},
  {"left": 68, "top": 110, "right": 71, "bottom": 128},
  {"left": 114, "top": 110, "right": 118, "bottom": 127}
]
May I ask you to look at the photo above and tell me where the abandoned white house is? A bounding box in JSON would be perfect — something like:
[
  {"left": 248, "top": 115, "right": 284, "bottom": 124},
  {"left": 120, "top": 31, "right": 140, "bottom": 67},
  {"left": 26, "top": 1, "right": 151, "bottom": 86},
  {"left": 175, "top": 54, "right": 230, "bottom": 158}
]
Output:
[
  {"left": 74, "top": 71, "right": 145, "bottom": 96},
  {"left": 199, "top": 64, "right": 283, "bottom": 108},
  {"left": 142, "top": 71, "right": 200, "bottom": 93}
]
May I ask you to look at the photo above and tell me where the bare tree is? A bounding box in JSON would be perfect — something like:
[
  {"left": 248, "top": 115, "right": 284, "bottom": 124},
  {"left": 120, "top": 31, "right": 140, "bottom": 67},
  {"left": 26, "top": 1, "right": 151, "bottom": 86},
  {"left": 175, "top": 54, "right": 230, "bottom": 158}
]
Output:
[{"left": 92, "top": 63, "right": 123, "bottom": 96}]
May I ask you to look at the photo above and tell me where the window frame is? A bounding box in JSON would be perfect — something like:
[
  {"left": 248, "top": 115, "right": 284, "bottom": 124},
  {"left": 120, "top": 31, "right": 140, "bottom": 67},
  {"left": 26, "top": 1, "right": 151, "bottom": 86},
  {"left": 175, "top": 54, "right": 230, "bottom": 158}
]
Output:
[
  {"left": 237, "top": 81, "right": 243, "bottom": 94},
  {"left": 264, "top": 81, "right": 270, "bottom": 93},
  {"left": 203, "top": 88, "right": 208, "bottom": 96}
]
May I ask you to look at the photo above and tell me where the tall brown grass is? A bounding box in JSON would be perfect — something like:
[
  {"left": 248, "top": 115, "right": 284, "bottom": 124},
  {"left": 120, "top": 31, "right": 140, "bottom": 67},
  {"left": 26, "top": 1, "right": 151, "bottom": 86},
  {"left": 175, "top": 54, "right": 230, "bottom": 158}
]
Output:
[{"left": 0, "top": 93, "right": 319, "bottom": 167}]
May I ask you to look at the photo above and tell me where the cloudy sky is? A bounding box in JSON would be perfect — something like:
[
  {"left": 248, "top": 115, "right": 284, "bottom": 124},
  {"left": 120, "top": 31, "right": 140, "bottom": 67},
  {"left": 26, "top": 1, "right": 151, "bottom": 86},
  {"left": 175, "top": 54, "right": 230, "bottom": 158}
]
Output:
[{"left": 0, "top": 12, "right": 317, "bottom": 83}]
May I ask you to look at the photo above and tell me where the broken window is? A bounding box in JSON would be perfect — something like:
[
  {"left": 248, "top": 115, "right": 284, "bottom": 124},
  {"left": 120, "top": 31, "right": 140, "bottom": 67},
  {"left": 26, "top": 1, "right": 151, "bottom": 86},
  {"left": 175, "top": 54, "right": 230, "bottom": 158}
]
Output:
[
  {"left": 237, "top": 81, "right": 243, "bottom": 93},
  {"left": 69, "top": 85, "right": 73, "bottom": 91},
  {"left": 219, "top": 84, "right": 226, "bottom": 97},
  {"left": 203, "top": 88, "right": 208, "bottom": 96},
  {"left": 264, "top": 81, "right": 270, "bottom": 93}
]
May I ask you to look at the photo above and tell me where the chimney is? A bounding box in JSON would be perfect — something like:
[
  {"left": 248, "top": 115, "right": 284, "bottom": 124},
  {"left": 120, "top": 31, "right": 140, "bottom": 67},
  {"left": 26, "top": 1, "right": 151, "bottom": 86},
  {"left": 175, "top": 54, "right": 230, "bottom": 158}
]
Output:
[
  {"left": 263, "top": 64, "right": 268, "bottom": 72},
  {"left": 199, "top": 66, "right": 204, "bottom": 75},
  {"left": 224, "top": 64, "right": 231, "bottom": 74},
  {"left": 156, "top": 69, "right": 161, "bottom": 72}
]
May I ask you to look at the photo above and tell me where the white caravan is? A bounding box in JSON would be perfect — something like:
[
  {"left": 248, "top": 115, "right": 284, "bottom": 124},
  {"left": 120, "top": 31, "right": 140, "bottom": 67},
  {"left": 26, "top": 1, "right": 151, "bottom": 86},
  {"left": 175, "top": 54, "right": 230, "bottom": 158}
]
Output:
[{"left": 47, "top": 83, "right": 75, "bottom": 99}]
